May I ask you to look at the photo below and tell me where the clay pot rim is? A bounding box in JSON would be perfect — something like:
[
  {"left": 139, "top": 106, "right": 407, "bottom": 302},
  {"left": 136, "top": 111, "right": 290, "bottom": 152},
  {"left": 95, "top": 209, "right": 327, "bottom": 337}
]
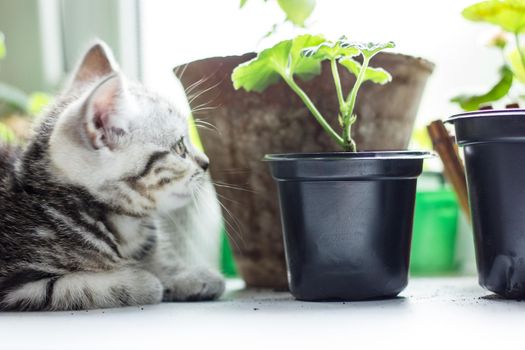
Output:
[
  {"left": 175, "top": 51, "right": 435, "bottom": 75},
  {"left": 373, "top": 51, "right": 435, "bottom": 73}
]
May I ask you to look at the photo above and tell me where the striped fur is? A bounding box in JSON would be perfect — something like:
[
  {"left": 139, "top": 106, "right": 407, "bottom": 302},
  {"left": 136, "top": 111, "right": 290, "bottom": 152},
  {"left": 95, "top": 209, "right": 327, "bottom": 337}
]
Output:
[{"left": 0, "top": 41, "right": 224, "bottom": 311}]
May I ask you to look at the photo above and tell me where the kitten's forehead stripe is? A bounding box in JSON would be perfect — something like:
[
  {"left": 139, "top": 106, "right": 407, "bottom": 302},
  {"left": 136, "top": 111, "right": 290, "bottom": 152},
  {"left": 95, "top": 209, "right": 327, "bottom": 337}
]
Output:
[{"left": 138, "top": 151, "right": 170, "bottom": 178}]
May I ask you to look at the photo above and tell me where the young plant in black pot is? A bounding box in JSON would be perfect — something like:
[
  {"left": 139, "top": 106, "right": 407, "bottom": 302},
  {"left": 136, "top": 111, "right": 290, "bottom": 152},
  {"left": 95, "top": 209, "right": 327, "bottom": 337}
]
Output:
[
  {"left": 446, "top": 0, "right": 525, "bottom": 300},
  {"left": 232, "top": 34, "right": 432, "bottom": 301},
  {"left": 447, "top": 108, "right": 525, "bottom": 299}
]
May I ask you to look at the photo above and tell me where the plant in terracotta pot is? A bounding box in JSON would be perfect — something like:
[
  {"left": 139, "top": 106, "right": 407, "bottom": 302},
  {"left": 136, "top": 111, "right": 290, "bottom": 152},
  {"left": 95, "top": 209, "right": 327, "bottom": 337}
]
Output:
[
  {"left": 231, "top": 34, "right": 432, "bottom": 301},
  {"left": 174, "top": 36, "right": 433, "bottom": 291}
]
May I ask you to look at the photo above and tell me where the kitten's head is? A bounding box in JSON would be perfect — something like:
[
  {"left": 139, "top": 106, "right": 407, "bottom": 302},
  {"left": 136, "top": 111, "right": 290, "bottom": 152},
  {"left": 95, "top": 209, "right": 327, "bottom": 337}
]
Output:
[{"left": 47, "top": 41, "right": 209, "bottom": 216}]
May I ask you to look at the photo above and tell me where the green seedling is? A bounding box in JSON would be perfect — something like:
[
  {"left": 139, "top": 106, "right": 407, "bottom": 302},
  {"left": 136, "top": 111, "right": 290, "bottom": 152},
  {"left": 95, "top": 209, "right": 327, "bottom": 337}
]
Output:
[
  {"left": 452, "top": 0, "right": 525, "bottom": 110},
  {"left": 231, "top": 34, "right": 394, "bottom": 151}
]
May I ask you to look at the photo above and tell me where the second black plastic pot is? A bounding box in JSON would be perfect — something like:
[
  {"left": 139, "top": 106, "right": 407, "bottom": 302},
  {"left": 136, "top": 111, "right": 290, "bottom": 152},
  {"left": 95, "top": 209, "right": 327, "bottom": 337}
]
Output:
[
  {"left": 265, "top": 151, "right": 430, "bottom": 301},
  {"left": 448, "top": 109, "right": 525, "bottom": 299}
]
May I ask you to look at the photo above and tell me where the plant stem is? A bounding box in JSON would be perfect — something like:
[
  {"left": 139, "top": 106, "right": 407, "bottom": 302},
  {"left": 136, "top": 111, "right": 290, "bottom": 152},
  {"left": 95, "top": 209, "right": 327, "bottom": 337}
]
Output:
[
  {"left": 341, "top": 55, "right": 370, "bottom": 152},
  {"left": 515, "top": 33, "right": 525, "bottom": 74},
  {"left": 283, "top": 76, "right": 345, "bottom": 148},
  {"left": 330, "top": 58, "right": 346, "bottom": 118},
  {"left": 346, "top": 56, "right": 370, "bottom": 118}
]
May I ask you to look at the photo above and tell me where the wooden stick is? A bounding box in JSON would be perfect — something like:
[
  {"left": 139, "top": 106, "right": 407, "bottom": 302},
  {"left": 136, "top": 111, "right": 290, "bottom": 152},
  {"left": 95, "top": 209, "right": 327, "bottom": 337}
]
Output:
[{"left": 427, "top": 120, "right": 471, "bottom": 221}]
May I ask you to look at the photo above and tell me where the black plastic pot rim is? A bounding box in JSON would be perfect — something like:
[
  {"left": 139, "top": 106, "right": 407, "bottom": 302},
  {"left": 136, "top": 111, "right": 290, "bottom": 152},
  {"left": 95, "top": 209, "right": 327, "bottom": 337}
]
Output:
[
  {"left": 265, "top": 151, "right": 433, "bottom": 181},
  {"left": 264, "top": 150, "right": 434, "bottom": 162},
  {"left": 446, "top": 108, "right": 525, "bottom": 123},
  {"left": 446, "top": 109, "right": 525, "bottom": 146}
]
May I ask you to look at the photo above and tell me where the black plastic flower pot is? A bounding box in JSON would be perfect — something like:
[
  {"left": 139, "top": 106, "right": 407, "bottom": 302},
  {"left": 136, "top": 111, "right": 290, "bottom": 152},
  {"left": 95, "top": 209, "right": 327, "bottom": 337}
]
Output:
[
  {"left": 265, "top": 151, "right": 431, "bottom": 301},
  {"left": 448, "top": 109, "right": 525, "bottom": 299}
]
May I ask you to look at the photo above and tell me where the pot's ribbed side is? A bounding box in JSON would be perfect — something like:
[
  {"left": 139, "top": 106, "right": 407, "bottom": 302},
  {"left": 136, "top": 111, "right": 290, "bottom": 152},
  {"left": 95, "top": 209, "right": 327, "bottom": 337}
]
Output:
[{"left": 175, "top": 52, "right": 434, "bottom": 289}]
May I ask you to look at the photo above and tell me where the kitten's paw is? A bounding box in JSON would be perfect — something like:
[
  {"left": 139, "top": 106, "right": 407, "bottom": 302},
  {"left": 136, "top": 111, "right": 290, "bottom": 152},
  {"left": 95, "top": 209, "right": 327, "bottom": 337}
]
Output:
[
  {"left": 128, "top": 269, "right": 164, "bottom": 306},
  {"left": 162, "top": 268, "right": 225, "bottom": 302}
]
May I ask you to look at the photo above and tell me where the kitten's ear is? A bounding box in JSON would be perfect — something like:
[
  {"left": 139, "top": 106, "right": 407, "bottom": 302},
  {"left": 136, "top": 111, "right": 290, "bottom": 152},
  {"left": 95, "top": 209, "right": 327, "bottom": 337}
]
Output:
[
  {"left": 70, "top": 41, "right": 119, "bottom": 88},
  {"left": 83, "top": 74, "right": 130, "bottom": 150}
]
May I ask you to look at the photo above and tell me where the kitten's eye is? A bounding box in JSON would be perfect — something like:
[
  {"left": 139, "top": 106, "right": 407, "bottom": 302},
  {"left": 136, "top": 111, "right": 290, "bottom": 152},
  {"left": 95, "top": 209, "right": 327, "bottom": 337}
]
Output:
[{"left": 173, "top": 138, "right": 187, "bottom": 158}]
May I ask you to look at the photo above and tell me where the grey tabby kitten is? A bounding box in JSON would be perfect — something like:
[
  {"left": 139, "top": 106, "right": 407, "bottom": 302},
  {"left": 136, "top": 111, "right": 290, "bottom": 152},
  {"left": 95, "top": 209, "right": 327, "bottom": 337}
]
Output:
[{"left": 0, "top": 41, "right": 225, "bottom": 311}]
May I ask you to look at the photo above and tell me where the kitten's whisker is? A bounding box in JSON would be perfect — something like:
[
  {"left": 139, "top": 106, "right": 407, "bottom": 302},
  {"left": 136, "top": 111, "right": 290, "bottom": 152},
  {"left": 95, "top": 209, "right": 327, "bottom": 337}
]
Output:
[
  {"left": 216, "top": 199, "right": 246, "bottom": 249},
  {"left": 214, "top": 179, "right": 252, "bottom": 186},
  {"left": 194, "top": 120, "right": 221, "bottom": 135},
  {"left": 173, "top": 65, "right": 181, "bottom": 77},
  {"left": 184, "top": 63, "right": 223, "bottom": 96},
  {"left": 194, "top": 124, "right": 215, "bottom": 133},
  {"left": 188, "top": 96, "right": 220, "bottom": 118},
  {"left": 193, "top": 184, "right": 245, "bottom": 250},
  {"left": 214, "top": 168, "right": 250, "bottom": 174},
  {"left": 194, "top": 124, "right": 220, "bottom": 136},
  {"left": 215, "top": 192, "right": 242, "bottom": 206},
  {"left": 192, "top": 106, "right": 221, "bottom": 117},
  {"left": 194, "top": 118, "right": 218, "bottom": 128},
  {"left": 191, "top": 183, "right": 244, "bottom": 251},
  {"left": 188, "top": 93, "right": 220, "bottom": 114},
  {"left": 208, "top": 182, "right": 249, "bottom": 248},
  {"left": 194, "top": 120, "right": 218, "bottom": 128},
  {"left": 192, "top": 105, "right": 220, "bottom": 112},
  {"left": 213, "top": 181, "right": 258, "bottom": 194},
  {"left": 221, "top": 219, "right": 244, "bottom": 253},
  {"left": 174, "top": 63, "right": 189, "bottom": 81},
  {"left": 185, "top": 69, "right": 223, "bottom": 99},
  {"left": 184, "top": 79, "right": 204, "bottom": 97},
  {"left": 193, "top": 116, "right": 218, "bottom": 124},
  {"left": 188, "top": 80, "right": 222, "bottom": 105},
  {"left": 185, "top": 76, "right": 210, "bottom": 96},
  {"left": 173, "top": 65, "right": 181, "bottom": 79}
]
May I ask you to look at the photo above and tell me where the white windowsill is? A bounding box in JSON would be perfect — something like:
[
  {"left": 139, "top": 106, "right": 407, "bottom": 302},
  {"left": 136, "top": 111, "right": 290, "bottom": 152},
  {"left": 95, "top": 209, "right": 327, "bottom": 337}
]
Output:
[{"left": 1, "top": 277, "right": 523, "bottom": 350}]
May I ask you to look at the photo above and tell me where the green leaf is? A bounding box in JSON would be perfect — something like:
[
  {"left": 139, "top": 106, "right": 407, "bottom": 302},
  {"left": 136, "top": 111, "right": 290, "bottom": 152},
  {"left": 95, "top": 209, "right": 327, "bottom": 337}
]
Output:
[
  {"left": 301, "top": 40, "right": 359, "bottom": 60},
  {"left": 0, "top": 122, "right": 16, "bottom": 143},
  {"left": 337, "top": 38, "right": 395, "bottom": 59},
  {"left": 240, "top": 0, "right": 248, "bottom": 8},
  {"left": 0, "top": 82, "right": 29, "bottom": 113},
  {"left": 462, "top": 0, "right": 525, "bottom": 33},
  {"left": 232, "top": 40, "right": 291, "bottom": 92},
  {"left": 412, "top": 126, "right": 434, "bottom": 150},
  {"left": 289, "top": 34, "right": 325, "bottom": 80},
  {"left": 276, "top": 0, "right": 316, "bottom": 27},
  {"left": 339, "top": 58, "right": 392, "bottom": 84},
  {"left": 451, "top": 65, "right": 514, "bottom": 110},
  {"left": 0, "top": 32, "right": 5, "bottom": 60},
  {"left": 28, "top": 92, "right": 52, "bottom": 116},
  {"left": 509, "top": 46, "right": 525, "bottom": 82},
  {"left": 231, "top": 34, "right": 324, "bottom": 92}
]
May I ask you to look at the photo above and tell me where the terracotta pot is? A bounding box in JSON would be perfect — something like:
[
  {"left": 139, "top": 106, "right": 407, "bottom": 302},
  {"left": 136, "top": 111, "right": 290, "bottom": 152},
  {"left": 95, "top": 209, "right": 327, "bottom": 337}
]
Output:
[{"left": 174, "top": 52, "right": 434, "bottom": 289}]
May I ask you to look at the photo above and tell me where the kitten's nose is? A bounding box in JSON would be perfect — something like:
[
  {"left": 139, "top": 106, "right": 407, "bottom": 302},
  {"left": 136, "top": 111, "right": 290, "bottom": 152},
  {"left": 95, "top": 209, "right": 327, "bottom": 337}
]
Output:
[{"left": 195, "top": 155, "right": 209, "bottom": 171}]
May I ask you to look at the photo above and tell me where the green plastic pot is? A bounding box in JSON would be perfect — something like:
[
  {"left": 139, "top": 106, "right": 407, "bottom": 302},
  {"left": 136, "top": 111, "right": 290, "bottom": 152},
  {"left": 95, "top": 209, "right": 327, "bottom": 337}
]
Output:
[
  {"left": 221, "top": 229, "right": 238, "bottom": 277},
  {"left": 410, "top": 189, "right": 459, "bottom": 275}
]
